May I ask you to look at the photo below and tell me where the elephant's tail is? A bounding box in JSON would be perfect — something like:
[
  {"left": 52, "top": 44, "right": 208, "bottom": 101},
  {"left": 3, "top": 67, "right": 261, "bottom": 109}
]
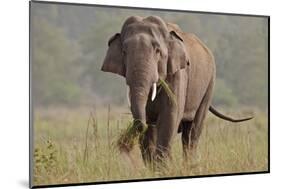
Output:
[{"left": 209, "top": 105, "right": 253, "bottom": 122}]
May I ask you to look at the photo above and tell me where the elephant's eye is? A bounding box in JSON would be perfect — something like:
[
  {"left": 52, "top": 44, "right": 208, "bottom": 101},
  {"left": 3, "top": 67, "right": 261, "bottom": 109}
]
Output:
[
  {"left": 122, "top": 49, "right": 127, "bottom": 56},
  {"left": 152, "top": 40, "right": 160, "bottom": 52},
  {"left": 155, "top": 48, "right": 161, "bottom": 55}
]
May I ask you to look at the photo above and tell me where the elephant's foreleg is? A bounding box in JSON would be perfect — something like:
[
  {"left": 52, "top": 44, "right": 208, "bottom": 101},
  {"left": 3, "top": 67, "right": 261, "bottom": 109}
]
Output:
[
  {"left": 154, "top": 111, "right": 178, "bottom": 166},
  {"left": 139, "top": 125, "right": 157, "bottom": 165}
]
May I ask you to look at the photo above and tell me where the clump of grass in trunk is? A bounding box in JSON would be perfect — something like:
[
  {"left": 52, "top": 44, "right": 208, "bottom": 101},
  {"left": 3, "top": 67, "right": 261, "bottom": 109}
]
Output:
[
  {"left": 117, "top": 119, "right": 147, "bottom": 152},
  {"left": 117, "top": 79, "right": 177, "bottom": 152}
]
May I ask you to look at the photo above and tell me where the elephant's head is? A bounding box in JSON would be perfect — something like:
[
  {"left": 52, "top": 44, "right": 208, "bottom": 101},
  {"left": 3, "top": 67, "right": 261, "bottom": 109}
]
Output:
[{"left": 101, "top": 16, "right": 188, "bottom": 125}]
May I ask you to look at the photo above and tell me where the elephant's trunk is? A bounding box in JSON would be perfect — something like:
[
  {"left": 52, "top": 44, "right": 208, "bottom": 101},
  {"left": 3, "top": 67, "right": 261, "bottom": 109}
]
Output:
[{"left": 129, "top": 86, "right": 149, "bottom": 125}]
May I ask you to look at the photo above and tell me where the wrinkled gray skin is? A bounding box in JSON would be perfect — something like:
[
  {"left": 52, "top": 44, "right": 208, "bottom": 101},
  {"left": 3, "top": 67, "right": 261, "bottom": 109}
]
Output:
[{"left": 101, "top": 16, "right": 251, "bottom": 165}]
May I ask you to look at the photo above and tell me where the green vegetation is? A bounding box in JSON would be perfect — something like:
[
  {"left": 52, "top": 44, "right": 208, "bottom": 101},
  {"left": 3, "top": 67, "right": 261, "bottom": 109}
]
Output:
[
  {"left": 117, "top": 119, "right": 147, "bottom": 153},
  {"left": 31, "top": 3, "right": 268, "bottom": 109},
  {"left": 158, "top": 78, "right": 177, "bottom": 106},
  {"left": 33, "top": 107, "right": 268, "bottom": 186}
]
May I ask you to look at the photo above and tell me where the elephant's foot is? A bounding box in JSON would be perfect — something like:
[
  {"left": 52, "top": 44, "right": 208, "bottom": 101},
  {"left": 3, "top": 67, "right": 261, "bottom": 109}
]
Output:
[
  {"left": 152, "top": 145, "right": 172, "bottom": 171},
  {"left": 182, "top": 148, "right": 198, "bottom": 169},
  {"left": 181, "top": 120, "right": 200, "bottom": 168},
  {"left": 139, "top": 141, "right": 155, "bottom": 166},
  {"left": 182, "top": 139, "right": 198, "bottom": 160}
]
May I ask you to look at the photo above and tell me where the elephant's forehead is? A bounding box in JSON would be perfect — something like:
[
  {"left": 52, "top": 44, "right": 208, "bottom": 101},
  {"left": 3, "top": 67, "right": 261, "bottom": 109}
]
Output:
[
  {"left": 121, "top": 22, "right": 165, "bottom": 39},
  {"left": 122, "top": 23, "right": 152, "bottom": 35}
]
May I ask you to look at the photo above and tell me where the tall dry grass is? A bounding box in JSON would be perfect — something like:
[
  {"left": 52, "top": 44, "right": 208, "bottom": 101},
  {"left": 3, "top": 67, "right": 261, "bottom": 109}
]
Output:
[{"left": 32, "top": 106, "right": 268, "bottom": 186}]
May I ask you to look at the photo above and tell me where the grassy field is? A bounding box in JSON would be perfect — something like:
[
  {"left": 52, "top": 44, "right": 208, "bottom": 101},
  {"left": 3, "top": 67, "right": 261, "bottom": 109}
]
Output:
[{"left": 32, "top": 106, "right": 268, "bottom": 186}]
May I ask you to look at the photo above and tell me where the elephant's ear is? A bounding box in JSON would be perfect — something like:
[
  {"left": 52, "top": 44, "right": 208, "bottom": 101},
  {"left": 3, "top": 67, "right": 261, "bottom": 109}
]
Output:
[
  {"left": 167, "top": 31, "right": 188, "bottom": 75},
  {"left": 101, "top": 33, "right": 125, "bottom": 77}
]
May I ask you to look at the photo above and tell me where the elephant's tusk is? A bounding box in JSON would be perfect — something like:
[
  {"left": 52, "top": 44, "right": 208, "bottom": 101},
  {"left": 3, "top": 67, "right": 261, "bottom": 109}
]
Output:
[
  {"left": 126, "top": 85, "right": 131, "bottom": 107},
  {"left": 151, "top": 83, "right": 157, "bottom": 101}
]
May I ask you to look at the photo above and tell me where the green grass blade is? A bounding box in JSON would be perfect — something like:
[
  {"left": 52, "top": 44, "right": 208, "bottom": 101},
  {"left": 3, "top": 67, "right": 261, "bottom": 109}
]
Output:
[{"left": 158, "top": 78, "right": 177, "bottom": 107}]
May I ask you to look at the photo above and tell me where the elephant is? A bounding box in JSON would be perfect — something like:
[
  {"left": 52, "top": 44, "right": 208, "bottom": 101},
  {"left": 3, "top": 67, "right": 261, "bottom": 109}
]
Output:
[{"left": 101, "top": 16, "right": 253, "bottom": 165}]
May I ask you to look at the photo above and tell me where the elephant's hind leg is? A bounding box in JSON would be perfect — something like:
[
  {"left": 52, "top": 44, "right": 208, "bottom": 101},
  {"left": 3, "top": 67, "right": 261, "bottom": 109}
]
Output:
[
  {"left": 181, "top": 104, "right": 208, "bottom": 161},
  {"left": 181, "top": 121, "right": 193, "bottom": 159},
  {"left": 181, "top": 80, "right": 214, "bottom": 161},
  {"left": 139, "top": 125, "right": 157, "bottom": 166}
]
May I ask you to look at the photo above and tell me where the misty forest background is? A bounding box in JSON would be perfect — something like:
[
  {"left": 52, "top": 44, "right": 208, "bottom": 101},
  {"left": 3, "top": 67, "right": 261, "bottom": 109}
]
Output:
[
  {"left": 31, "top": 3, "right": 268, "bottom": 111},
  {"left": 31, "top": 3, "right": 268, "bottom": 185}
]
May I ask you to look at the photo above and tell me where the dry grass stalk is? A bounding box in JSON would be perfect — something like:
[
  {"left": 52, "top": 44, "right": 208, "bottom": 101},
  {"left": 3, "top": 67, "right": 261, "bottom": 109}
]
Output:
[
  {"left": 158, "top": 78, "right": 177, "bottom": 106},
  {"left": 83, "top": 108, "right": 97, "bottom": 163}
]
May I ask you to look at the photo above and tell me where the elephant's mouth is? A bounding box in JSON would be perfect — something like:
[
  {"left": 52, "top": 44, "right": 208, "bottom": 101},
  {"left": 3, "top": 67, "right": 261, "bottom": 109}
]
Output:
[
  {"left": 126, "top": 82, "right": 158, "bottom": 107},
  {"left": 126, "top": 79, "right": 177, "bottom": 108}
]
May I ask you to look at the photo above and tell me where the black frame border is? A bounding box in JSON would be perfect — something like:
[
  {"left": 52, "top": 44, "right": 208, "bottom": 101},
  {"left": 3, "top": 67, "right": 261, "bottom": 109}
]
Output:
[{"left": 29, "top": 0, "right": 270, "bottom": 188}]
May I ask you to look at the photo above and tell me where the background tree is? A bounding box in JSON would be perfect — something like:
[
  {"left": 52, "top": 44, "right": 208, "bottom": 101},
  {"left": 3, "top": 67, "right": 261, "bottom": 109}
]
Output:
[{"left": 31, "top": 3, "right": 268, "bottom": 110}]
